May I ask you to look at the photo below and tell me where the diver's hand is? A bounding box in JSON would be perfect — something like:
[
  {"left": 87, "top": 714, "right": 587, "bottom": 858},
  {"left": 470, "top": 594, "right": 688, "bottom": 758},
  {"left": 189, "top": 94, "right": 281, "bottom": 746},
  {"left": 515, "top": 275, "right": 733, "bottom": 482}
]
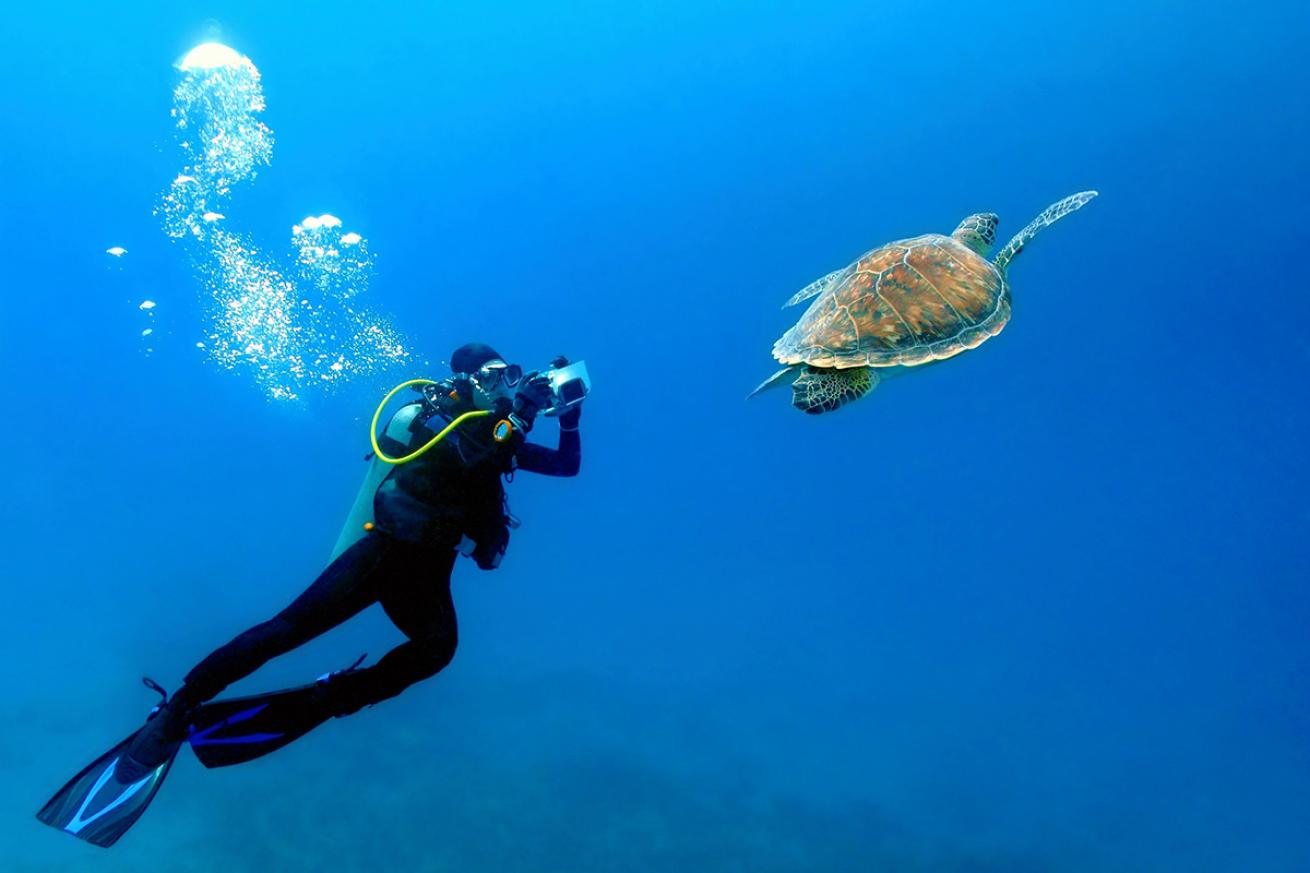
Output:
[{"left": 513, "top": 371, "right": 553, "bottom": 423}]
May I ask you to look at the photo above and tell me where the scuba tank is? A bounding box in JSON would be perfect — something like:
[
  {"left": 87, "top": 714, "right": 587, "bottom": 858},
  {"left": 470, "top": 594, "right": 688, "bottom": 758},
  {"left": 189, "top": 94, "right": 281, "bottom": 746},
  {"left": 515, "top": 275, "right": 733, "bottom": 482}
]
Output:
[{"left": 330, "top": 400, "right": 431, "bottom": 561}]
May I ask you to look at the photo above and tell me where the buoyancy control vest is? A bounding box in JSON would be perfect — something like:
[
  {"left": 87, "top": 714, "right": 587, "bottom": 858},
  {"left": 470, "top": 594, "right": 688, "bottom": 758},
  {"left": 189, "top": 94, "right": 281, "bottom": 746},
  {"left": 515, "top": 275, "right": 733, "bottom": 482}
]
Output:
[{"left": 331, "top": 387, "right": 518, "bottom": 567}]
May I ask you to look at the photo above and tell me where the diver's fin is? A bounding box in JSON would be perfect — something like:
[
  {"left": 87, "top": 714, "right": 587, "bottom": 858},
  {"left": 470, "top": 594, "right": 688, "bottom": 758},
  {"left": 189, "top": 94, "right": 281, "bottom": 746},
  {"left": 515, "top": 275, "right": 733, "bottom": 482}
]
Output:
[
  {"left": 36, "top": 730, "right": 179, "bottom": 847},
  {"left": 188, "top": 684, "right": 328, "bottom": 768},
  {"left": 189, "top": 656, "right": 366, "bottom": 768},
  {"left": 188, "top": 683, "right": 331, "bottom": 768},
  {"left": 747, "top": 365, "right": 801, "bottom": 399}
]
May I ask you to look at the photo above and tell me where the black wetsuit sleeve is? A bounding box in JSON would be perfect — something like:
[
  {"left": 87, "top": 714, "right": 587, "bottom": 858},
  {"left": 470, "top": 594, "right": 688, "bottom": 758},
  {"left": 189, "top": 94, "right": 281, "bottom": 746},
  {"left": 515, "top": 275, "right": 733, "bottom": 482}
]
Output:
[{"left": 516, "top": 423, "right": 581, "bottom": 477}]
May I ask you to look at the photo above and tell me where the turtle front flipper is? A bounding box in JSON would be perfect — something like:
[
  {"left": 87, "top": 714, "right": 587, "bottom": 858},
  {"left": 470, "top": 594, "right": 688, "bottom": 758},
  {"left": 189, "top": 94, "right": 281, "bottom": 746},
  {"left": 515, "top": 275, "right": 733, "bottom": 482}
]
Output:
[
  {"left": 747, "top": 364, "right": 802, "bottom": 399},
  {"left": 792, "top": 366, "right": 877, "bottom": 414},
  {"left": 783, "top": 266, "right": 848, "bottom": 308},
  {"left": 993, "top": 191, "right": 1098, "bottom": 275}
]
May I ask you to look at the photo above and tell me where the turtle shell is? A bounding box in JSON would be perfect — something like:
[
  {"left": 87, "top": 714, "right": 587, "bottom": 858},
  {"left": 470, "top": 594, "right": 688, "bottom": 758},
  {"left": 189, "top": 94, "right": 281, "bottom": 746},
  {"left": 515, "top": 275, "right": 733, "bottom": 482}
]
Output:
[{"left": 773, "top": 234, "right": 1009, "bottom": 369}]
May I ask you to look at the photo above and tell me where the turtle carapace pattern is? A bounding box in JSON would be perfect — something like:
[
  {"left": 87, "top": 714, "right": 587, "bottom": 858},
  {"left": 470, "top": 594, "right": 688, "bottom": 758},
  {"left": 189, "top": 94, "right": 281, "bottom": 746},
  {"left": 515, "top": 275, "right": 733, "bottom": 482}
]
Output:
[{"left": 751, "top": 191, "right": 1097, "bottom": 414}]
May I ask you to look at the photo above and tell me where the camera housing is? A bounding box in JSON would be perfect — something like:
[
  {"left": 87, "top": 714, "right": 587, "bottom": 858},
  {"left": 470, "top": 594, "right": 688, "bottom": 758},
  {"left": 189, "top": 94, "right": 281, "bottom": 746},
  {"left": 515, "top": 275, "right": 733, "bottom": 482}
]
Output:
[{"left": 541, "top": 360, "right": 591, "bottom": 416}]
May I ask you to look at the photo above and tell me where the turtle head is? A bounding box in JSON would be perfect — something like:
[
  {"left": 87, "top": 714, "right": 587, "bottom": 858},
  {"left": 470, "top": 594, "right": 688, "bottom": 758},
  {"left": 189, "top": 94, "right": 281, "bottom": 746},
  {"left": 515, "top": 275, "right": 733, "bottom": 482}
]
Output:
[{"left": 951, "top": 213, "right": 999, "bottom": 256}]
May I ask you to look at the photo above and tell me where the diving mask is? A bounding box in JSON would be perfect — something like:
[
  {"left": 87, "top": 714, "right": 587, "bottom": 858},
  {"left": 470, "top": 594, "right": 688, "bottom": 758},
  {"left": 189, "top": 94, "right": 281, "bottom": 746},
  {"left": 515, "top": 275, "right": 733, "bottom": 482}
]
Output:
[
  {"left": 469, "top": 360, "right": 522, "bottom": 410},
  {"left": 472, "top": 360, "right": 523, "bottom": 391}
]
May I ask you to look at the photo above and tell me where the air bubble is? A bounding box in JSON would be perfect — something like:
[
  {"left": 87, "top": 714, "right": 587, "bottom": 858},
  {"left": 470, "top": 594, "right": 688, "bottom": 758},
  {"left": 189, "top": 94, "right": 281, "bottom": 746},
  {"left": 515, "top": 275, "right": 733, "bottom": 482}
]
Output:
[{"left": 155, "top": 43, "right": 411, "bottom": 400}]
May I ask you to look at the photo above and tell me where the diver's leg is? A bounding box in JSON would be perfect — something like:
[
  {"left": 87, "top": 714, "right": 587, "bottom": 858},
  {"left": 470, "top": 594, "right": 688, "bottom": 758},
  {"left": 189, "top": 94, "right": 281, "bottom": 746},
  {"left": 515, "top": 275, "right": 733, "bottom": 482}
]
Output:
[
  {"left": 184, "top": 546, "right": 458, "bottom": 767},
  {"left": 175, "top": 534, "right": 392, "bottom": 706},
  {"left": 322, "top": 545, "right": 460, "bottom": 715},
  {"left": 124, "top": 535, "right": 391, "bottom": 771}
]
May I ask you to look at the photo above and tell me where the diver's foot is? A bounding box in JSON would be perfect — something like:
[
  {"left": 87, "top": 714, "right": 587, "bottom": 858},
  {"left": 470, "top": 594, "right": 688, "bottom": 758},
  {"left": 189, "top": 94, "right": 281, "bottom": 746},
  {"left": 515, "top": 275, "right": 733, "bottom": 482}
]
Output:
[
  {"left": 116, "top": 701, "right": 190, "bottom": 783},
  {"left": 310, "top": 655, "right": 372, "bottom": 719}
]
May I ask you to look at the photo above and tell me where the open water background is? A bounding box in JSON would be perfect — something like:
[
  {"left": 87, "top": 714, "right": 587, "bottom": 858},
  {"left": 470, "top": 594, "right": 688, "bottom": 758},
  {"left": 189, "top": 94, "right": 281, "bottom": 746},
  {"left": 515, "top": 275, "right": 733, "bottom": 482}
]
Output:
[{"left": 1, "top": 1, "right": 1307, "bottom": 870}]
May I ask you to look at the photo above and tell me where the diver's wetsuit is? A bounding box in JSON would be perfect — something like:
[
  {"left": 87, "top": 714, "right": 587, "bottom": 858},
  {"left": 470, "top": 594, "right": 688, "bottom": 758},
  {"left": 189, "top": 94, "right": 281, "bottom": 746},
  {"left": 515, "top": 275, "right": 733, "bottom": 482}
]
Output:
[{"left": 169, "top": 404, "right": 581, "bottom": 718}]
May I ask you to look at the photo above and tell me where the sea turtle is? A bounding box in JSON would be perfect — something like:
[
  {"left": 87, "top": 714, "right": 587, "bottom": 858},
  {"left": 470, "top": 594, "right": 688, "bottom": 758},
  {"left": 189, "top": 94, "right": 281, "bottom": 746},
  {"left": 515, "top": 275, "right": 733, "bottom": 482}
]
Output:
[{"left": 751, "top": 191, "right": 1098, "bottom": 414}]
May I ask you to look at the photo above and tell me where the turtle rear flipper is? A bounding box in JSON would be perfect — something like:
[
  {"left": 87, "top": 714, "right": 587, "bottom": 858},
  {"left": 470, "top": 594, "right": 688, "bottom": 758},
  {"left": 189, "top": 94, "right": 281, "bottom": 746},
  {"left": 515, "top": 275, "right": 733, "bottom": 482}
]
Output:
[
  {"left": 792, "top": 366, "right": 877, "bottom": 415},
  {"left": 993, "top": 191, "right": 1098, "bottom": 275}
]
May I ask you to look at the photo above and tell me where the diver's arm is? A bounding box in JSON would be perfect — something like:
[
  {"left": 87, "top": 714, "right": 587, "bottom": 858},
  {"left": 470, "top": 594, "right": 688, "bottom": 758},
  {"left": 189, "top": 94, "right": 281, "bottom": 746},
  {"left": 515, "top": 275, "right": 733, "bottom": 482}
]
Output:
[{"left": 516, "top": 407, "right": 581, "bottom": 477}]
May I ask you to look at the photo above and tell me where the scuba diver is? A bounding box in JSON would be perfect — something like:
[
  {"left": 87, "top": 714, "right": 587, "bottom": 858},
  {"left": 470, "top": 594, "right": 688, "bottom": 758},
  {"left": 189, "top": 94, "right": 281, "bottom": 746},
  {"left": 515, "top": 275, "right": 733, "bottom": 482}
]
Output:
[{"left": 38, "top": 342, "right": 587, "bottom": 847}]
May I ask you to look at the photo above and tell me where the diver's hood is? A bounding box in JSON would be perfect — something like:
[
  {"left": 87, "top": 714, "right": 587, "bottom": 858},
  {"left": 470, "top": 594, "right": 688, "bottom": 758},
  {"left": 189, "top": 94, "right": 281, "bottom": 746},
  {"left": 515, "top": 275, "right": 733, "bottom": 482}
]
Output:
[{"left": 450, "top": 342, "right": 502, "bottom": 374}]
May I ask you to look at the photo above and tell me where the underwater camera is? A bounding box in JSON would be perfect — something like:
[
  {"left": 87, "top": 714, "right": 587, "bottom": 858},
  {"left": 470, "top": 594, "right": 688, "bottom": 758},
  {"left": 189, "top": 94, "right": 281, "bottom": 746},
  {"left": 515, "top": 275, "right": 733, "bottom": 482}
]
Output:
[{"left": 540, "top": 360, "right": 591, "bottom": 416}]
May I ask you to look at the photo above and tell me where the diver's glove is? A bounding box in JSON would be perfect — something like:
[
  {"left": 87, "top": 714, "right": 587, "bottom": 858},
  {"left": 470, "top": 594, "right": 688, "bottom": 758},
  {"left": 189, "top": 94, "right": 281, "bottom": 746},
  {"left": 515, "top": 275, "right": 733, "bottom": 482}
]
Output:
[{"left": 512, "top": 371, "right": 554, "bottom": 426}]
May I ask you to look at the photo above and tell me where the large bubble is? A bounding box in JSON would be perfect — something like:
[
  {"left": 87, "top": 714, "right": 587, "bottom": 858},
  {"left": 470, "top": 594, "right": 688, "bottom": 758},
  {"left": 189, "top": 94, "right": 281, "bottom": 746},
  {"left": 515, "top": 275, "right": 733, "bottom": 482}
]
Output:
[
  {"left": 293, "top": 214, "right": 373, "bottom": 301},
  {"left": 156, "top": 43, "right": 411, "bottom": 400}
]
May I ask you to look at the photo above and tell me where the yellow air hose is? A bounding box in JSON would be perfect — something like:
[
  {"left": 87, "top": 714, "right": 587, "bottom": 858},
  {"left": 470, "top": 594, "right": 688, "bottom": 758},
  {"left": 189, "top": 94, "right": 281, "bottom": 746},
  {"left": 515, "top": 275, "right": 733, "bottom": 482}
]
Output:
[{"left": 370, "top": 378, "right": 491, "bottom": 465}]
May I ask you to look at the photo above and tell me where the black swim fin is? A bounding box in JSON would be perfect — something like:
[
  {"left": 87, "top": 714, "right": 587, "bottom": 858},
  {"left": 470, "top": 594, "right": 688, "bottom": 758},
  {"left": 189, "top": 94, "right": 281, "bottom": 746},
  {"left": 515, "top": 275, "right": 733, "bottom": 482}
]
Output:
[
  {"left": 36, "top": 728, "right": 180, "bottom": 847},
  {"left": 187, "top": 654, "right": 367, "bottom": 769},
  {"left": 187, "top": 682, "right": 332, "bottom": 768}
]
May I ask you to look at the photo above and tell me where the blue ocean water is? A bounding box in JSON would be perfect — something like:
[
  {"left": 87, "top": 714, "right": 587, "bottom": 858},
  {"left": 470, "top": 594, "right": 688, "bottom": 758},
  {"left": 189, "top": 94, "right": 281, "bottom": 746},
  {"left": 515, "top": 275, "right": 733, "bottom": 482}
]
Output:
[{"left": 2, "top": 1, "right": 1307, "bottom": 869}]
